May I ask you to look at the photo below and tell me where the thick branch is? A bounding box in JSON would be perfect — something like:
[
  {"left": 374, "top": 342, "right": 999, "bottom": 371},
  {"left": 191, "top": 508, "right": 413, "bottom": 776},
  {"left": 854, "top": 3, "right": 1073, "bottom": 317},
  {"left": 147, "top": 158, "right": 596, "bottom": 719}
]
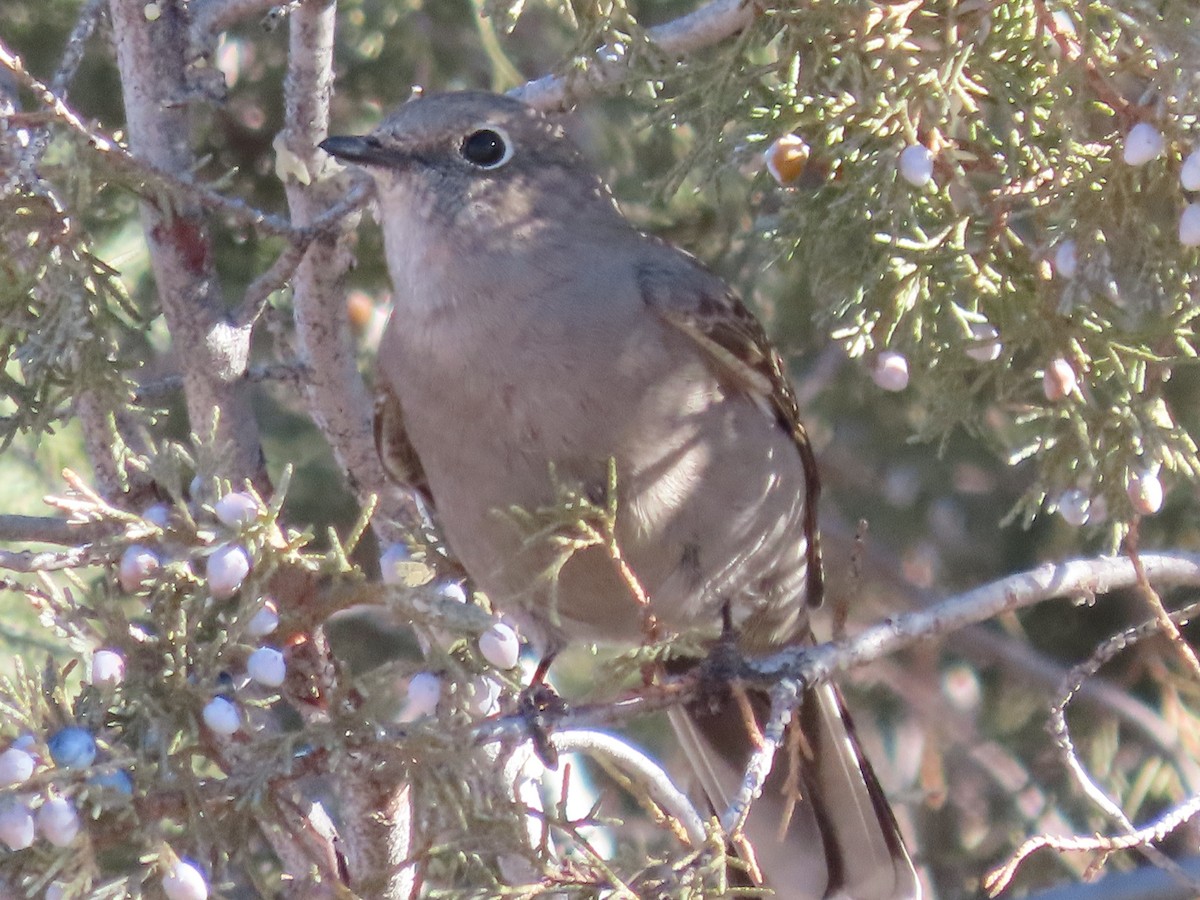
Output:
[
  {"left": 278, "top": 2, "right": 418, "bottom": 895},
  {"left": 281, "top": 1, "right": 424, "bottom": 542},
  {"left": 107, "top": 0, "right": 264, "bottom": 484},
  {"left": 510, "top": 0, "right": 756, "bottom": 110}
]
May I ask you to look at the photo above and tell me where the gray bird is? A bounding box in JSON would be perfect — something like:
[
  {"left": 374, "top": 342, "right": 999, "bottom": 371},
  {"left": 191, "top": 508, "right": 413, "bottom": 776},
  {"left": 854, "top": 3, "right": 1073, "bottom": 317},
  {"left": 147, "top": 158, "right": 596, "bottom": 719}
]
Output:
[{"left": 321, "top": 90, "right": 920, "bottom": 899}]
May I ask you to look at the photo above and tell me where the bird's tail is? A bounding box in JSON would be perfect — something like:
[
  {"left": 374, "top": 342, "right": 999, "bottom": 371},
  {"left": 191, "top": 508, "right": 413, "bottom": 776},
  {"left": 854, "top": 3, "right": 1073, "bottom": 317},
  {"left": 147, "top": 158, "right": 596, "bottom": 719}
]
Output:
[{"left": 667, "top": 680, "right": 921, "bottom": 899}]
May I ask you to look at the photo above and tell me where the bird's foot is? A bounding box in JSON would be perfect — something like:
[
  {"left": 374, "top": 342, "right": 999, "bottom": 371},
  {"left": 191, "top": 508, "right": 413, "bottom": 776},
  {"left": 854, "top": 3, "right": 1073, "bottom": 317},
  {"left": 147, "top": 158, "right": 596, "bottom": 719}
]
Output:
[
  {"left": 517, "top": 679, "right": 568, "bottom": 769},
  {"left": 689, "top": 601, "right": 750, "bottom": 715}
]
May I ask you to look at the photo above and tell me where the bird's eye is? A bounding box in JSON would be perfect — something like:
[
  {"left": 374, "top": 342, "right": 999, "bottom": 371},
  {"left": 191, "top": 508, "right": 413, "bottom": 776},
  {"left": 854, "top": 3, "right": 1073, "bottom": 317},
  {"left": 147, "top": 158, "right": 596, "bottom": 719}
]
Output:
[{"left": 460, "top": 128, "right": 512, "bottom": 169}]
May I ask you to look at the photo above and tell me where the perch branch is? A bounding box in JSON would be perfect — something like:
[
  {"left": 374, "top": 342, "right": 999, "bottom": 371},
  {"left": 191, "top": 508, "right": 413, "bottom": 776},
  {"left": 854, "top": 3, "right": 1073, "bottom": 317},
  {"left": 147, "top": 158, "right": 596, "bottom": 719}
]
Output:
[{"left": 472, "top": 552, "right": 1200, "bottom": 743}]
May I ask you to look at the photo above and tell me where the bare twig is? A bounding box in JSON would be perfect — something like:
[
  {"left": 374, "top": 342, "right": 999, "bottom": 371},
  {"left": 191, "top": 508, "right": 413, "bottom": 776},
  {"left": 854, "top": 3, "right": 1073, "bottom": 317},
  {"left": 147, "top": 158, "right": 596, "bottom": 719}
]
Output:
[
  {"left": 0, "top": 515, "right": 116, "bottom": 546},
  {"left": 510, "top": 0, "right": 757, "bottom": 110},
  {"left": 232, "top": 240, "right": 314, "bottom": 328},
  {"left": 1043, "top": 602, "right": 1200, "bottom": 895},
  {"left": 721, "top": 678, "right": 797, "bottom": 838},
  {"left": 51, "top": 0, "right": 109, "bottom": 96},
  {"left": 539, "top": 729, "right": 708, "bottom": 849},
  {"left": 190, "top": 0, "right": 289, "bottom": 49},
  {"left": 821, "top": 512, "right": 1200, "bottom": 782},
  {"left": 0, "top": 38, "right": 299, "bottom": 238},
  {"left": 277, "top": 2, "right": 419, "bottom": 893},
  {"left": 135, "top": 362, "right": 308, "bottom": 403},
  {"left": 752, "top": 553, "right": 1200, "bottom": 691},
  {"left": 951, "top": 626, "right": 1200, "bottom": 790},
  {"left": 985, "top": 794, "right": 1200, "bottom": 896},
  {"left": 0, "top": 545, "right": 102, "bottom": 574},
  {"left": 1127, "top": 527, "right": 1200, "bottom": 681}
]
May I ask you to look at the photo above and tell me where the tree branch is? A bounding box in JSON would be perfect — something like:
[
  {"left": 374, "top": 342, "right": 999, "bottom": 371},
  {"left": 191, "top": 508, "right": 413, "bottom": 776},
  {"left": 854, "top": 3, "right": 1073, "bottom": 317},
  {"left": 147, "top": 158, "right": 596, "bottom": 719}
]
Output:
[
  {"left": 277, "top": 1, "right": 419, "bottom": 894},
  {"left": 51, "top": 0, "right": 108, "bottom": 96},
  {"left": 510, "top": 0, "right": 757, "bottom": 110},
  {"left": 189, "top": 0, "right": 288, "bottom": 50},
  {"left": 545, "top": 729, "right": 708, "bottom": 849},
  {"left": 106, "top": 0, "right": 265, "bottom": 484},
  {"left": 753, "top": 553, "right": 1200, "bottom": 691},
  {"left": 471, "top": 552, "right": 1200, "bottom": 744},
  {"left": 0, "top": 38, "right": 300, "bottom": 237},
  {"left": 280, "top": 1, "right": 425, "bottom": 543},
  {"left": 1042, "top": 601, "right": 1200, "bottom": 895},
  {"left": 0, "top": 515, "right": 117, "bottom": 547}
]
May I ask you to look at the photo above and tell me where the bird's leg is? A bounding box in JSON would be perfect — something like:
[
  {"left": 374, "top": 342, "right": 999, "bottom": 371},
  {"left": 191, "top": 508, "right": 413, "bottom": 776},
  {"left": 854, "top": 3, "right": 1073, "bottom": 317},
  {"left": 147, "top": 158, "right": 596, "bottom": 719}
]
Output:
[
  {"left": 517, "top": 650, "right": 568, "bottom": 768},
  {"left": 688, "top": 600, "right": 746, "bottom": 716}
]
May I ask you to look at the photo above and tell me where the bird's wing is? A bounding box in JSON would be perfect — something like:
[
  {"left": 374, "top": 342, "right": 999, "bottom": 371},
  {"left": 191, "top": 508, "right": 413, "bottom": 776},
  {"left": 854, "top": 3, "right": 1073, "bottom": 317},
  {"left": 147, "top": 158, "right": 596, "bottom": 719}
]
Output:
[
  {"left": 373, "top": 372, "right": 434, "bottom": 508},
  {"left": 637, "top": 258, "right": 824, "bottom": 608}
]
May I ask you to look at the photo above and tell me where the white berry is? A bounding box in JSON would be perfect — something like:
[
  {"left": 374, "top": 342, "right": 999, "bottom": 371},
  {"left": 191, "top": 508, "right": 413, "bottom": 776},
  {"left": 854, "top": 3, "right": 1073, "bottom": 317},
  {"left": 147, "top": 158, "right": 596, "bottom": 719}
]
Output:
[
  {"left": 1123, "top": 122, "right": 1164, "bottom": 166},
  {"left": 207, "top": 544, "right": 251, "bottom": 599},
  {"left": 36, "top": 797, "right": 80, "bottom": 847},
  {"left": 1057, "top": 489, "right": 1091, "bottom": 526},
  {"left": 404, "top": 672, "right": 442, "bottom": 720},
  {"left": 0, "top": 748, "right": 34, "bottom": 787},
  {"left": 379, "top": 543, "right": 412, "bottom": 586},
  {"left": 872, "top": 351, "right": 909, "bottom": 392},
  {"left": 1128, "top": 469, "right": 1164, "bottom": 515},
  {"left": 1043, "top": 358, "right": 1077, "bottom": 401},
  {"left": 162, "top": 858, "right": 209, "bottom": 900},
  {"left": 90, "top": 649, "right": 126, "bottom": 687},
  {"left": 941, "top": 663, "right": 982, "bottom": 712},
  {"left": 247, "top": 647, "right": 286, "bottom": 688},
  {"left": 478, "top": 622, "right": 520, "bottom": 670},
  {"left": 898, "top": 144, "right": 934, "bottom": 186},
  {"left": 1182, "top": 149, "right": 1200, "bottom": 191},
  {"left": 467, "top": 675, "right": 503, "bottom": 717},
  {"left": 214, "top": 491, "right": 260, "bottom": 528},
  {"left": 142, "top": 503, "right": 171, "bottom": 528},
  {"left": 965, "top": 322, "right": 1002, "bottom": 361},
  {"left": 1179, "top": 203, "right": 1200, "bottom": 247},
  {"left": 246, "top": 599, "right": 279, "bottom": 637},
  {"left": 189, "top": 475, "right": 207, "bottom": 500},
  {"left": 1053, "top": 240, "right": 1078, "bottom": 279},
  {"left": 437, "top": 582, "right": 468, "bottom": 604},
  {"left": 0, "top": 800, "right": 34, "bottom": 850},
  {"left": 118, "top": 544, "right": 161, "bottom": 593},
  {"left": 202, "top": 697, "right": 241, "bottom": 735}
]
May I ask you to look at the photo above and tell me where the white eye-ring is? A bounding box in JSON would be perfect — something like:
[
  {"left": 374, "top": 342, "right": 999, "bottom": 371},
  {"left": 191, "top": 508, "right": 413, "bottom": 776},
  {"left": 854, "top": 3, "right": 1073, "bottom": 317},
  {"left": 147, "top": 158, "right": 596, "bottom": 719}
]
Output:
[{"left": 459, "top": 126, "right": 514, "bottom": 169}]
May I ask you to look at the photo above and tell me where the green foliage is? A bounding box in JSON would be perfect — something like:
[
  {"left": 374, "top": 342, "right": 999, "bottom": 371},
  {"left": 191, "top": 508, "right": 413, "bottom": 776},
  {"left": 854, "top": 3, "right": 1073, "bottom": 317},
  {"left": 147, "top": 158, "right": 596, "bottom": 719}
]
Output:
[
  {"left": 716, "top": 2, "right": 1200, "bottom": 531},
  {"left": 0, "top": 163, "right": 140, "bottom": 447}
]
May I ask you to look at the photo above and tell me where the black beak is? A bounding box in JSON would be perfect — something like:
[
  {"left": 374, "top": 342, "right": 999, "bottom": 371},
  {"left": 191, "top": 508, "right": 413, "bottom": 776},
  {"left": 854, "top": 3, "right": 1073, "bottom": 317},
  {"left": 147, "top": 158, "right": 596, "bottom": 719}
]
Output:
[{"left": 319, "top": 134, "right": 390, "bottom": 166}]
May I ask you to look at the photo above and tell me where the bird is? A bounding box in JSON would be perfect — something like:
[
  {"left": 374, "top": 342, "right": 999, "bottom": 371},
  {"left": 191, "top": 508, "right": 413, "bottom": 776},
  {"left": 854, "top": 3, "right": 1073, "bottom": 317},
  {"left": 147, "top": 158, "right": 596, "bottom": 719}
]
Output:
[{"left": 320, "top": 90, "right": 920, "bottom": 899}]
